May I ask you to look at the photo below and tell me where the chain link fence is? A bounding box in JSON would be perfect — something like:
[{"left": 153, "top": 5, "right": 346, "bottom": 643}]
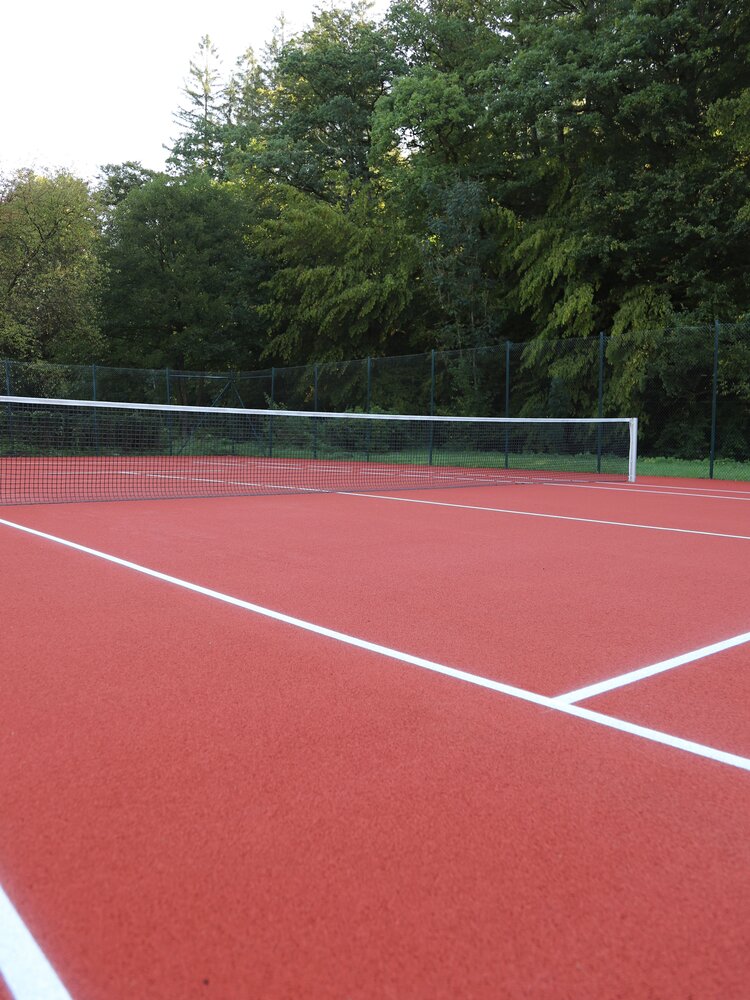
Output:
[{"left": 3, "top": 322, "right": 749, "bottom": 479}]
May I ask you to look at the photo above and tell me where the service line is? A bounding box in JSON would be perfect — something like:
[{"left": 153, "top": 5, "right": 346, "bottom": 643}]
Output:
[
  {"left": 543, "top": 482, "right": 750, "bottom": 501},
  {"left": 341, "top": 492, "right": 750, "bottom": 541}
]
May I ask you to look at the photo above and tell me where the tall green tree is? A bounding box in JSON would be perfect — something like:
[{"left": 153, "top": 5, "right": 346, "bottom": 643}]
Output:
[
  {"left": 0, "top": 169, "right": 103, "bottom": 362},
  {"left": 258, "top": 2, "right": 402, "bottom": 205},
  {"left": 256, "top": 186, "right": 425, "bottom": 362},
  {"left": 169, "top": 36, "right": 229, "bottom": 178},
  {"left": 101, "top": 173, "right": 266, "bottom": 370}
]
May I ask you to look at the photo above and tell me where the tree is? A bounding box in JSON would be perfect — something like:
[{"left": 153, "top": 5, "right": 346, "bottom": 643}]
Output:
[
  {"left": 0, "top": 169, "right": 103, "bottom": 362},
  {"left": 97, "top": 162, "right": 159, "bottom": 214},
  {"left": 255, "top": 186, "right": 425, "bottom": 362},
  {"left": 258, "top": 2, "right": 402, "bottom": 205},
  {"left": 493, "top": 0, "right": 750, "bottom": 334},
  {"left": 169, "top": 36, "right": 229, "bottom": 178},
  {"left": 101, "top": 173, "right": 266, "bottom": 370}
]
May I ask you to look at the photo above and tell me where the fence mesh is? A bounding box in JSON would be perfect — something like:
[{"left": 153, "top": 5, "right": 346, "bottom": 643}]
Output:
[{"left": 3, "top": 322, "right": 749, "bottom": 479}]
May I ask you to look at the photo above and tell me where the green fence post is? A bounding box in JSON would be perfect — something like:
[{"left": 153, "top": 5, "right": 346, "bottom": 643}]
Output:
[
  {"left": 366, "top": 358, "right": 372, "bottom": 462},
  {"left": 91, "top": 364, "right": 101, "bottom": 455},
  {"left": 3, "top": 359, "right": 14, "bottom": 454},
  {"left": 597, "top": 331, "right": 605, "bottom": 473},
  {"left": 504, "top": 340, "right": 511, "bottom": 469},
  {"left": 430, "top": 350, "right": 436, "bottom": 416},
  {"left": 428, "top": 349, "right": 436, "bottom": 466},
  {"left": 709, "top": 320, "right": 720, "bottom": 479},
  {"left": 269, "top": 367, "right": 275, "bottom": 457},
  {"left": 164, "top": 368, "right": 174, "bottom": 454},
  {"left": 313, "top": 364, "right": 319, "bottom": 459}
]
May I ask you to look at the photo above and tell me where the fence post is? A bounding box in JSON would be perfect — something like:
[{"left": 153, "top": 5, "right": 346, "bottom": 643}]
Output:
[
  {"left": 91, "top": 364, "right": 101, "bottom": 455},
  {"left": 3, "top": 359, "right": 14, "bottom": 454},
  {"left": 504, "top": 341, "right": 511, "bottom": 469},
  {"left": 313, "top": 364, "right": 319, "bottom": 459},
  {"left": 597, "top": 331, "right": 605, "bottom": 473},
  {"left": 365, "top": 358, "right": 372, "bottom": 462},
  {"left": 709, "top": 320, "right": 720, "bottom": 479},
  {"left": 268, "top": 366, "right": 276, "bottom": 458},
  {"left": 428, "top": 350, "right": 436, "bottom": 466},
  {"left": 164, "top": 368, "right": 174, "bottom": 454}
]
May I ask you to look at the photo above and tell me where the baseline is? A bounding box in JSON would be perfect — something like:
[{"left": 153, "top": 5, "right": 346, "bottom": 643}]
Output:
[{"left": 1, "top": 515, "right": 748, "bottom": 774}]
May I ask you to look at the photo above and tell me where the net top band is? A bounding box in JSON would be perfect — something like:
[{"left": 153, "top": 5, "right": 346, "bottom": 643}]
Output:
[{"left": 0, "top": 396, "right": 635, "bottom": 426}]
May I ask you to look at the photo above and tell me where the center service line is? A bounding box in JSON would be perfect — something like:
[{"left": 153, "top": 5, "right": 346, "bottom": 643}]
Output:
[{"left": 553, "top": 629, "right": 750, "bottom": 705}]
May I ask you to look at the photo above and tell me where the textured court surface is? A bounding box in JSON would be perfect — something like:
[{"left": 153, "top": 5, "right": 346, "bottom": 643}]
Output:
[{"left": 1, "top": 477, "right": 749, "bottom": 999}]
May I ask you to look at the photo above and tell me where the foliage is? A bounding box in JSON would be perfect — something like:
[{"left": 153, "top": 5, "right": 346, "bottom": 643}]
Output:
[
  {"left": 0, "top": 169, "right": 104, "bottom": 362},
  {"left": 255, "top": 186, "right": 424, "bottom": 361},
  {"left": 100, "top": 173, "right": 265, "bottom": 370}
]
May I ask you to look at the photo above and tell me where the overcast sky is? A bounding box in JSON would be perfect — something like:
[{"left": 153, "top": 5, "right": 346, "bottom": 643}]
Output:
[{"left": 3, "top": 0, "right": 388, "bottom": 182}]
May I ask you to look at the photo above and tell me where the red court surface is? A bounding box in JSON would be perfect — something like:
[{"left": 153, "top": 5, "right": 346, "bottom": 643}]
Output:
[{"left": 1, "top": 478, "right": 749, "bottom": 1000}]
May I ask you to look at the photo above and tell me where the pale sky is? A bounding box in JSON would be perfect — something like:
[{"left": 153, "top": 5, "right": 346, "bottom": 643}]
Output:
[{"left": 3, "top": 0, "right": 389, "bottom": 182}]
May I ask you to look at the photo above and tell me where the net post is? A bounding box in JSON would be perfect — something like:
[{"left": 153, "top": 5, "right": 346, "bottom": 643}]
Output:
[
  {"left": 504, "top": 341, "right": 511, "bottom": 469},
  {"left": 709, "top": 320, "right": 720, "bottom": 479},
  {"left": 628, "top": 418, "right": 638, "bottom": 482},
  {"left": 596, "top": 331, "right": 605, "bottom": 473}
]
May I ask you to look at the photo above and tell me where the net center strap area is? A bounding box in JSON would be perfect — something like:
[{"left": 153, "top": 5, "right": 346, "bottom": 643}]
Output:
[{"left": 0, "top": 397, "right": 637, "bottom": 505}]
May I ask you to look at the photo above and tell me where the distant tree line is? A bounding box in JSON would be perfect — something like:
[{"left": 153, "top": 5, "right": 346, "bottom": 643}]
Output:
[{"left": 1, "top": 0, "right": 749, "bottom": 398}]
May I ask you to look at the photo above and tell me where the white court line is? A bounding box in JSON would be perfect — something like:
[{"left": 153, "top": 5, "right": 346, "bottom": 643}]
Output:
[
  {"left": 0, "top": 883, "right": 72, "bottom": 1000},
  {"left": 554, "top": 630, "right": 750, "bottom": 705},
  {"left": 544, "top": 482, "right": 750, "bottom": 501},
  {"left": 1, "top": 515, "right": 748, "bottom": 774},
  {"left": 624, "top": 482, "right": 750, "bottom": 496},
  {"left": 342, "top": 492, "right": 750, "bottom": 541}
]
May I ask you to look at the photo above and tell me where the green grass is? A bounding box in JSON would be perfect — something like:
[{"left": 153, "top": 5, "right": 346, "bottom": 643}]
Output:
[{"left": 637, "top": 456, "right": 750, "bottom": 481}]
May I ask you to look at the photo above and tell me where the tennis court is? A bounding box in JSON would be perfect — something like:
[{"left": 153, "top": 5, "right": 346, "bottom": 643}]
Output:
[{"left": 1, "top": 400, "right": 749, "bottom": 999}]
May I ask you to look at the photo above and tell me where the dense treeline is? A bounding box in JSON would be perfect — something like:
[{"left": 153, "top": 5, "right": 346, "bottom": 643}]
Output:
[{"left": 1, "top": 0, "right": 749, "bottom": 385}]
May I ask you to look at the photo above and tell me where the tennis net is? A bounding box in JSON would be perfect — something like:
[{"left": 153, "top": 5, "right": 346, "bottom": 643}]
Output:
[{"left": 0, "top": 396, "right": 638, "bottom": 505}]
